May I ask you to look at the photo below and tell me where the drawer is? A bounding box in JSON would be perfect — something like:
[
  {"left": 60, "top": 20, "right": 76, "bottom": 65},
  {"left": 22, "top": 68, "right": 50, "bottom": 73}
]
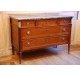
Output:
[
  {"left": 20, "top": 37, "right": 46, "bottom": 51},
  {"left": 36, "top": 20, "right": 47, "bottom": 26},
  {"left": 46, "top": 19, "right": 57, "bottom": 26},
  {"left": 58, "top": 18, "right": 71, "bottom": 25},
  {"left": 20, "top": 27, "right": 47, "bottom": 39},
  {"left": 36, "top": 19, "right": 57, "bottom": 26},
  {"left": 21, "top": 20, "right": 35, "bottom": 26}
]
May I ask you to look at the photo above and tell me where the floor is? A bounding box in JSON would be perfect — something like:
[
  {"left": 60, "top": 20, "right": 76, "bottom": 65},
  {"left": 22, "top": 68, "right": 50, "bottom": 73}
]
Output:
[{"left": 0, "top": 45, "right": 80, "bottom": 65}]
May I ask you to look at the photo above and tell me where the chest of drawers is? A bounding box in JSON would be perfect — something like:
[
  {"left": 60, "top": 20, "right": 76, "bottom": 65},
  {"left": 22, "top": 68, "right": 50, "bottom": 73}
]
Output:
[{"left": 10, "top": 14, "right": 72, "bottom": 64}]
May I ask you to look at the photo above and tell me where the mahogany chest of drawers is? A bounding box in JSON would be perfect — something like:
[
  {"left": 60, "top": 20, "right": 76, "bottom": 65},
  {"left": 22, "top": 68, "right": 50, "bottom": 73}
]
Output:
[{"left": 10, "top": 14, "right": 72, "bottom": 64}]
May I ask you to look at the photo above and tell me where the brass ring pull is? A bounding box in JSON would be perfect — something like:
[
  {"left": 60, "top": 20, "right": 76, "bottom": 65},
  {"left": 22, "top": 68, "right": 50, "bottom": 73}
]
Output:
[
  {"left": 27, "top": 31, "right": 31, "bottom": 35},
  {"left": 27, "top": 22, "right": 30, "bottom": 25},
  {"left": 27, "top": 42, "right": 30, "bottom": 46},
  {"left": 63, "top": 28, "right": 66, "bottom": 31},
  {"left": 61, "top": 37, "right": 65, "bottom": 41}
]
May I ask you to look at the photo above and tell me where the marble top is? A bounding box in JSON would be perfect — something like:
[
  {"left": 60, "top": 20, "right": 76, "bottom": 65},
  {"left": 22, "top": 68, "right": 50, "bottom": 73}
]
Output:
[{"left": 10, "top": 13, "right": 73, "bottom": 20}]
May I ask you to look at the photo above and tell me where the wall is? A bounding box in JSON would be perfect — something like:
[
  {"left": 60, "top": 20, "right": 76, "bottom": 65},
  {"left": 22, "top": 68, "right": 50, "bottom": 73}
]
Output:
[
  {"left": 0, "top": 11, "right": 79, "bottom": 57},
  {"left": 0, "top": 12, "right": 11, "bottom": 57},
  {"left": 74, "top": 20, "right": 80, "bottom": 44},
  {"left": 0, "top": 12, "right": 5, "bottom": 56},
  {"left": 74, "top": 12, "right": 80, "bottom": 45}
]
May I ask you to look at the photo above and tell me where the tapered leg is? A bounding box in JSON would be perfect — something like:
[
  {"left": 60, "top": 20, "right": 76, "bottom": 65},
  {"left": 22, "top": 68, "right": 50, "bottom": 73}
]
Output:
[
  {"left": 19, "top": 52, "right": 22, "bottom": 64},
  {"left": 68, "top": 44, "right": 70, "bottom": 54},
  {"left": 12, "top": 46, "right": 15, "bottom": 55}
]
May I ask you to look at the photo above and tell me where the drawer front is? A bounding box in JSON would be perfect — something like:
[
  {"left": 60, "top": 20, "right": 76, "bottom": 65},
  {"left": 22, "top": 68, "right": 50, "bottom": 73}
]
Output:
[
  {"left": 20, "top": 25, "right": 71, "bottom": 40},
  {"left": 20, "top": 36, "right": 70, "bottom": 51},
  {"left": 58, "top": 18, "right": 71, "bottom": 25},
  {"left": 20, "top": 37, "right": 46, "bottom": 51},
  {"left": 46, "top": 19, "right": 57, "bottom": 26},
  {"left": 20, "top": 27, "right": 47, "bottom": 39},
  {"left": 36, "top": 19, "right": 57, "bottom": 26},
  {"left": 36, "top": 20, "right": 47, "bottom": 26},
  {"left": 21, "top": 20, "right": 35, "bottom": 26}
]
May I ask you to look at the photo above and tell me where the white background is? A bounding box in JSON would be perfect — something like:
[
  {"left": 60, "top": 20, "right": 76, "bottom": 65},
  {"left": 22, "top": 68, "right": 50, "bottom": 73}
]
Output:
[{"left": 0, "top": 0, "right": 80, "bottom": 77}]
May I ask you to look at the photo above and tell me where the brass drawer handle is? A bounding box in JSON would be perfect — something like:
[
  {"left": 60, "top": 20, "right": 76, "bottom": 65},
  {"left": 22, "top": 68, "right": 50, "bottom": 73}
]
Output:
[
  {"left": 27, "top": 22, "right": 30, "bottom": 25},
  {"left": 61, "top": 37, "right": 65, "bottom": 41},
  {"left": 63, "top": 28, "right": 66, "bottom": 31},
  {"left": 27, "top": 42, "right": 30, "bottom": 46},
  {"left": 27, "top": 31, "right": 31, "bottom": 35}
]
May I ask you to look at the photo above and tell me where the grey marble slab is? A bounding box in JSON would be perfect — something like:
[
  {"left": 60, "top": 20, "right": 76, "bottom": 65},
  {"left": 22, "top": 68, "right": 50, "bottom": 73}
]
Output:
[{"left": 10, "top": 13, "right": 73, "bottom": 20}]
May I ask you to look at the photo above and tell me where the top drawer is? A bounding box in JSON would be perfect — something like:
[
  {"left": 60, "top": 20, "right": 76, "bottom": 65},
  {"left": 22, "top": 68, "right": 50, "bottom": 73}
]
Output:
[
  {"left": 36, "top": 20, "right": 47, "bottom": 26},
  {"left": 47, "top": 19, "right": 58, "bottom": 26},
  {"left": 36, "top": 19, "right": 57, "bottom": 26},
  {"left": 58, "top": 18, "right": 71, "bottom": 25},
  {"left": 21, "top": 20, "right": 35, "bottom": 26}
]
